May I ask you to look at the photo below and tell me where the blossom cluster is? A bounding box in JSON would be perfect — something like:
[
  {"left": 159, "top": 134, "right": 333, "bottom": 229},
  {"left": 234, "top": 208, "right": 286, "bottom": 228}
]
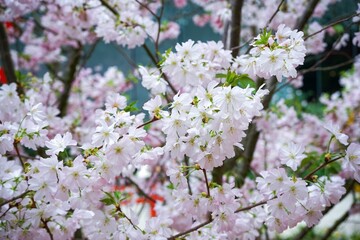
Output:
[
  {"left": 232, "top": 24, "right": 306, "bottom": 82},
  {"left": 1, "top": 0, "right": 360, "bottom": 239},
  {"left": 156, "top": 82, "right": 268, "bottom": 171},
  {"left": 161, "top": 40, "right": 233, "bottom": 91}
]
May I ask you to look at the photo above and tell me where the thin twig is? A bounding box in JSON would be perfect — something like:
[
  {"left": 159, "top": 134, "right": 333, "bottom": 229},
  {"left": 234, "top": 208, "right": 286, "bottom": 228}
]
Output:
[
  {"left": 265, "top": 0, "right": 286, "bottom": 29},
  {"left": 305, "top": 21, "right": 355, "bottom": 73},
  {"left": 142, "top": 44, "right": 158, "bottom": 66},
  {"left": 184, "top": 156, "right": 193, "bottom": 195},
  {"left": 303, "top": 156, "right": 343, "bottom": 181},
  {"left": 235, "top": 199, "right": 268, "bottom": 213},
  {"left": 79, "top": 40, "right": 99, "bottom": 71},
  {"left": 203, "top": 169, "right": 210, "bottom": 197},
  {"left": 114, "top": 45, "right": 138, "bottom": 69},
  {"left": 0, "top": 190, "right": 31, "bottom": 208},
  {"left": 305, "top": 12, "right": 360, "bottom": 40},
  {"left": 125, "top": 177, "right": 156, "bottom": 203},
  {"left": 41, "top": 218, "right": 54, "bottom": 240},
  {"left": 136, "top": 117, "right": 160, "bottom": 129},
  {"left": 99, "top": 0, "right": 119, "bottom": 16},
  {"left": 275, "top": 58, "right": 354, "bottom": 94},
  {"left": 155, "top": 0, "right": 165, "bottom": 61},
  {"left": 13, "top": 143, "right": 25, "bottom": 169},
  {"left": 168, "top": 219, "right": 213, "bottom": 240},
  {"left": 134, "top": 0, "right": 158, "bottom": 20}
]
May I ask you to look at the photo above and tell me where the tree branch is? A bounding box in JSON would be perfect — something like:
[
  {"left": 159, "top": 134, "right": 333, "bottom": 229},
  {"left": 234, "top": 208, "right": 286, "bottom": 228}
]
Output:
[
  {"left": 203, "top": 169, "right": 210, "bottom": 197},
  {"left": 0, "top": 190, "right": 31, "bottom": 208},
  {"left": 168, "top": 218, "right": 212, "bottom": 240},
  {"left": 303, "top": 155, "right": 343, "bottom": 181},
  {"left": 0, "top": 23, "right": 23, "bottom": 95},
  {"left": 265, "top": 0, "right": 286, "bottom": 29},
  {"left": 229, "top": 0, "right": 244, "bottom": 57},
  {"left": 295, "top": 0, "right": 321, "bottom": 30},
  {"left": 305, "top": 12, "right": 360, "bottom": 40},
  {"left": 99, "top": 0, "right": 119, "bottom": 16},
  {"left": 58, "top": 47, "right": 82, "bottom": 117},
  {"left": 41, "top": 218, "right": 54, "bottom": 240},
  {"left": 13, "top": 142, "right": 25, "bottom": 169},
  {"left": 125, "top": 177, "right": 157, "bottom": 203}
]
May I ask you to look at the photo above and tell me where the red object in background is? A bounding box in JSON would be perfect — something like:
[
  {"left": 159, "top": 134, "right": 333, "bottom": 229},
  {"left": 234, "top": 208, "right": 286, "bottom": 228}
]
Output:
[
  {"left": 0, "top": 68, "right": 7, "bottom": 84},
  {"left": 112, "top": 183, "right": 164, "bottom": 217},
  {"left": 136, "top": 194, "right": 164, "bottom": 217},
  {"left": 4, "top": 22, "right": 14, "bottom": 30}
]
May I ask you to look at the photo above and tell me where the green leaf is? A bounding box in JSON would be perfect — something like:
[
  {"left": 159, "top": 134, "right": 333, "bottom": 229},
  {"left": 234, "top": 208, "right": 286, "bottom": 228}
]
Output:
[
  {"left": 215, "top": 73, "right": 227, "bottom": 79},
  {"left": 127, "top": 73, "right": 138, "bottom": 84},
  {"left": 100, "top": 197, "right": 116, "bottom": 206},
  {"left": 114, "top": 191, "right": 121, "bottom": 201},
  {"left": 166, "top": 183, "right": 174, "bottom": 190},
  {"left": 158, "top": 47, "right": 172, "bottom": 66},
  {"left": 235, "top": 74, "right": 256, "bottom": 89},
  {"left": 333, "top": 24, "right": 344, "bottom": 34},
  {"left": 254, "top": 29, "right": 273, "bottom": 46},
  {"left": 124, "top": 101, "right": 138, "bottom": 112},
  {"left": 100, "top": 191, "right": 117, "bottom": 206}
]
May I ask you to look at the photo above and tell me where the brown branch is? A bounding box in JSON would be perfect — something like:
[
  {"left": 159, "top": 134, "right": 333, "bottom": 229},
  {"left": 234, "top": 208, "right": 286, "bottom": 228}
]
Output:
[
  {"left": 168, "top": 197, "right": 269, "bottom": 239},
  {"left": 229, "top": 0, "right": 244, "bottom": 57},
  {"left": 134, "top": 0, "right": 158, "bottom": 20},
  {"left": 168, "top": 218, "right": 213, "bottom": 240},
  {"left": 232, "top": 0, "right": 285, "bottom": 51},
  {"left": 265, "top": 0, "right": 286, "bottom": 28},
  {"left": 0, "top": 23, "right": 23, "bottom": 95},
  {"left": 276, "top": 58, "right": 354, "bottom": 94},
  {"left": 136, "top": 116, "right": 160, "bottom": 129},
  {"left": 306, "top": 21, "right": 355, "bottom": 73},
  {"left": 114, "top": 45, "right": 138, "bottom": 69},
  {"left": 0, "top": 190, "right": 31, "bottom": 208},
  {"left": 58, "top": 47, "right": 82, "bottom": 117},
  {"left": 235, "top": 199, "right": 268, "bottom": 213},
  {"left": 125, "top": 177, "right": 156, "bottom": 203},
  {"left": 79, "top": 40, "right": 99, "bottom": 71},
  {"left": 295, "top": 0, "right": 321, "bottom": 30},
  {"left": 184, "top": 156, "right": 193, "bottom": 195},
  {"left": 13, "top": 143, "right": 25, "bottom": 169},
  {"left": 155, "top": 0, "right": 165, "bottom": 60},
  {"left": 143, "top": 44, "right": 158, "bottom": 66},
  {"left": 99, "top": 0, "right": 119, "bottom": 16},
  {"left": 203, "top": 169, "right": 210, "bottom": 197},
  {"left": 303, "top": 155, "right": 343, "bottom": 181},
  {"left": 41, "top": 218, "right": 54, "bottom": 240},
  {"left": 305, "top": 59, "right": 354, "bottom": 72},
  {"left": 305, "top": 12, "right": 360, "bottom": 40}
]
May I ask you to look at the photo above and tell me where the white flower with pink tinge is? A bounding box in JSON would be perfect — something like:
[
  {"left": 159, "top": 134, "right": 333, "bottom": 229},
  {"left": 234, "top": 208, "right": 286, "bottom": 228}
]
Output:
[{"left": 45, "top": 132, "right": 77, "bottom": 156}]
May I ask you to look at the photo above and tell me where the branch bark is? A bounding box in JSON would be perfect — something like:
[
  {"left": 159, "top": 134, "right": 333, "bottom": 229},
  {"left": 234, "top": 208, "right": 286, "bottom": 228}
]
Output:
[
  {"left": 296, "top": 0, "right": 321, "bottom": 30},
  {"left": 229, "top": 0, "right": 244, "bottom": 58},
  {"left": 0, "top": 190, "right": 31, "bottom": 208},
  {"left": 0, "top": 23, "right": 23, "bottom": 95},
  {"left": 58, "top": 47, "right": 82, "bottom": 117}
]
